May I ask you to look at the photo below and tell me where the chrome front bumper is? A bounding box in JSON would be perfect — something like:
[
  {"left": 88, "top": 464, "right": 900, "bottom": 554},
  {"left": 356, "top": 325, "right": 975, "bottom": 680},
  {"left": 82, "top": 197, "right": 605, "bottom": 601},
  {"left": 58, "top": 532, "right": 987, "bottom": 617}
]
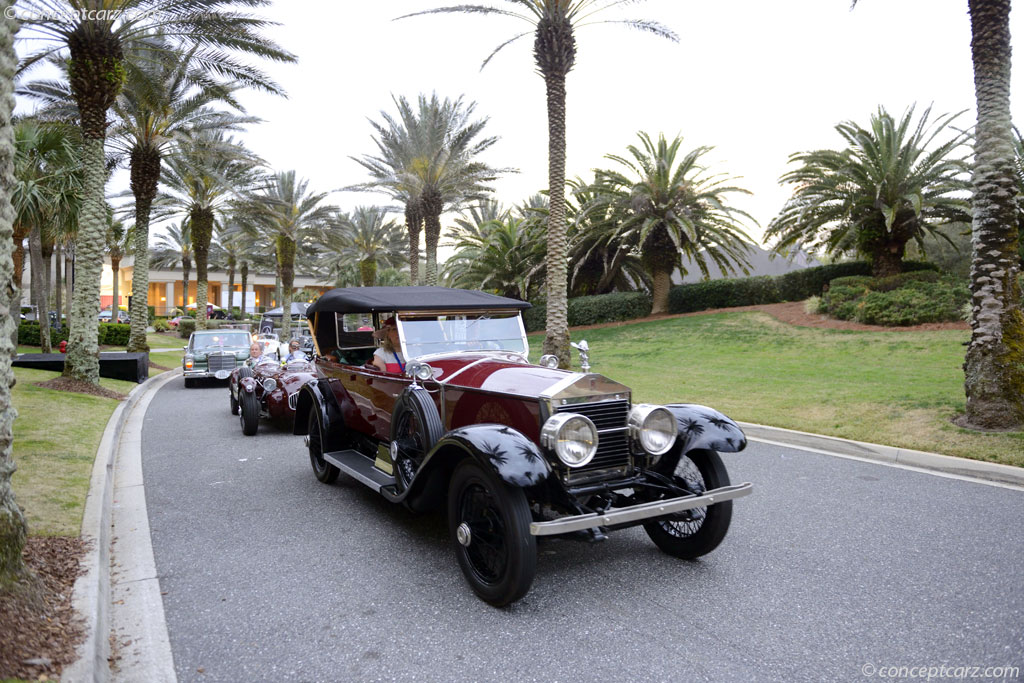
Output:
[
  {"left": 529, "top": 482, "right": 753, "bottom": 536},
  {"left": 183, "top": 368, "right": 235, "bottom": 380}
]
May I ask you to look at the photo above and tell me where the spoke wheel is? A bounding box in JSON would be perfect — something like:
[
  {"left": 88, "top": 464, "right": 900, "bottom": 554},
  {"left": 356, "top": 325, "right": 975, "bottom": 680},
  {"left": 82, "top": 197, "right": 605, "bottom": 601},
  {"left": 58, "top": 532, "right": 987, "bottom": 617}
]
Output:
[
  {"left": 643, "top": 448, "right": 733, "bottom": 559},
  {"left": 448, "top": 460, "right": 535, "bottom": 607},
  {"left": 239, "top": 391, "right": 259, "bottom": 436},
  {"left": 308, "top": 410, "right": 339, "bottom": 484},
  {"left": 390, "top": 388, "right": 442, "bottom": 493}
]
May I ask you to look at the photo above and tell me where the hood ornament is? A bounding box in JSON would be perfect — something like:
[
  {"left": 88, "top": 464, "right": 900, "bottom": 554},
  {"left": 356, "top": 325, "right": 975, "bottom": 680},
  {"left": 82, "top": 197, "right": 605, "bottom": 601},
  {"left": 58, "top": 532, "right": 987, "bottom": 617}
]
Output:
[{"left": 570, "top": 339, "right": 590, "bottom": 372}]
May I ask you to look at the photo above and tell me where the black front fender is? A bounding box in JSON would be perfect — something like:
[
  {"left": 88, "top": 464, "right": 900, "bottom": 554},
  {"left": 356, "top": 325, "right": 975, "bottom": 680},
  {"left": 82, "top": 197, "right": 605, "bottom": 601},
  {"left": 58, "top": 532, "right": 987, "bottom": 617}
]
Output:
[
  {"left": 293, "top": 379, "right": 336, "bottom": 437},
  {"left": 397, "top": 424, "right": 551, "bottom": 513},
  {"left": 665, "top": 404, "right": 747, "bottom": 454}
]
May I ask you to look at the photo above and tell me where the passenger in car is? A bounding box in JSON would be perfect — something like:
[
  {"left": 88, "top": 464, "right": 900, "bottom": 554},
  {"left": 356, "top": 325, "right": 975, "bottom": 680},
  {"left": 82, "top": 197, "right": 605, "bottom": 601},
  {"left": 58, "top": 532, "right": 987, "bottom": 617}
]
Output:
[{"left": 371, "top": 317, "right": 406, "bottom": 373}]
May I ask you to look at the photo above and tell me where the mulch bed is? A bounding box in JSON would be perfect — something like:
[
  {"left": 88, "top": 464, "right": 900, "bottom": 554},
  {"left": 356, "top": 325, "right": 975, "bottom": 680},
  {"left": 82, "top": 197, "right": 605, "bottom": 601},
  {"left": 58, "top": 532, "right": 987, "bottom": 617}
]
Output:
[
  {"left": 33, "top": 377, "right": 127, "bottom": 400},
  {"left": 556, "top": 301, "right": 970, "bottom": 334},
  {"left": 0, "top": 536, "right": 87, "bottom": 681},
  {"left": 148, "top": 362, "right": 173, "bottom": 372}
]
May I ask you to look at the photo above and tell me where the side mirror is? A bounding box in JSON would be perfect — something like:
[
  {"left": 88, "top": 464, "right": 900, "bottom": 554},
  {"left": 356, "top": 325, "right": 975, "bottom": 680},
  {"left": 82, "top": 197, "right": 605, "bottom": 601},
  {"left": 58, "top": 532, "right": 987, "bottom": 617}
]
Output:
[{"left": 182, "top": 346, "right": 188, "bottom": 351}]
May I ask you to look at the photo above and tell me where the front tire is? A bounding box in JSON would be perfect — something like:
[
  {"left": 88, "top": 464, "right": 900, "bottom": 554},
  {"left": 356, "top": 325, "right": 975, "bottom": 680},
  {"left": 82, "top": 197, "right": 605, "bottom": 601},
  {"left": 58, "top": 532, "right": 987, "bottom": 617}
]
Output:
[
  {"left": 229, "top": 388, "right": 239, "bottom": 415},
  {"left": 448, "top": 459, "right": 536, "bottom": 607},
  {"left": 643, "top": 448, "right": 733, "bottom": 559},
  {"left": 308, "top": 410, "right": 340, "bottom": 484},
  {"left": 240, "top": 391, "right": 259, "bottom": 436},
  {"left": 184, "top": 377, "right": 196, "bottom": 388},
  {"left": 390, "top": 388, "right": 443, "bottom": 493}
]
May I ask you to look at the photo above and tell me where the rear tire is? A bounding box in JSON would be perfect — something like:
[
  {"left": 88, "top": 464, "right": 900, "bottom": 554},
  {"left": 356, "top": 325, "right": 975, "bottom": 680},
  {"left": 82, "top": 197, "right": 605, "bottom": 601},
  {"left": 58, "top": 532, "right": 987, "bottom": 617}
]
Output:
[
  {"left": 643, "top": 449, "right": 732, "bottom": 559},
  {"left": 240, "top": 391, "right": 259, "bottom": 436},
  {"left": 308, "top": 410, "right": 340, "bottom": 484},
  {"left": 449, "top": 459, "right": 536, "bottom": 607}
]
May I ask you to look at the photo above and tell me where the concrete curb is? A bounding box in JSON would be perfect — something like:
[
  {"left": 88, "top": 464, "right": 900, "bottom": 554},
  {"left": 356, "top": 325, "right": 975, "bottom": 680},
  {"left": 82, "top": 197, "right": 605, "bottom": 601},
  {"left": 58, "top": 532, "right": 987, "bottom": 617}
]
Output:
[
  {"left": 62, "top": 370, "right": 179, "bottom": 683},
  {"left": 738, "top": 421, "right": 1024, "bottom": 489}
]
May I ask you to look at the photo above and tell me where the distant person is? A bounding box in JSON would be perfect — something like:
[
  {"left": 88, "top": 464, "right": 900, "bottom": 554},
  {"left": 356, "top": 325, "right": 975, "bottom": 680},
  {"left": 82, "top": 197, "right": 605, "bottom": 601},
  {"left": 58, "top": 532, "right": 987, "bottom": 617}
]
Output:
[
  {"left": 284, "top": 339, "right": 305, "bottom": 363},
  {"left": 371, "top": 317, "right": 405, "bottom": 373}
]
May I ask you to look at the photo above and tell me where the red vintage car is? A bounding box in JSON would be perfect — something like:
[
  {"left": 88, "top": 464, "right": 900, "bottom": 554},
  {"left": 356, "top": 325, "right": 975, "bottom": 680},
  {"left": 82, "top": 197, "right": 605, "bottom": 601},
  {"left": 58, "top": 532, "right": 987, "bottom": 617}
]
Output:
[
  {"left": 229, "top": 357, "right": 317, "bottom": 436},
  {"left": 294, "top": 287, "right": 751, "bottom": 606}
]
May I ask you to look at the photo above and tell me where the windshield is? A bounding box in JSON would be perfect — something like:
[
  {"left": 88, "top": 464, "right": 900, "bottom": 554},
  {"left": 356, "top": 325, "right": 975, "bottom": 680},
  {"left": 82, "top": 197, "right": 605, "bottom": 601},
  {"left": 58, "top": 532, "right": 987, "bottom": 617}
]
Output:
[
  {"left": 193, "top": 332, "right": 250, "bottom": 350},
  {"left": 400, "top": 312, "right": 527, "bottom": 358}
]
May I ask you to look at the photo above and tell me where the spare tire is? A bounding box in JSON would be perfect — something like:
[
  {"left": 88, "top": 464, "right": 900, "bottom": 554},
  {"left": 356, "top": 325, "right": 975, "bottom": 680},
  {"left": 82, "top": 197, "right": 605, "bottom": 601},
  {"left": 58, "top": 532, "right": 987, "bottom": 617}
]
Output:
[{"left": 390, "top": 387, "right": 443, "bottom": 491}]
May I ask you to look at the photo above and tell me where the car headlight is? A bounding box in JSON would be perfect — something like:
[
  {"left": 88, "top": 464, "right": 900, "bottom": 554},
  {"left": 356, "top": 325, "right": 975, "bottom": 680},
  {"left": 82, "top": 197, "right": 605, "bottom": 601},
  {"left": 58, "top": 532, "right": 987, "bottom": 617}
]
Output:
[
  {"left": 262, "top": 378, "right": 277, "bottom": 393},
  {"left": 184, "top": 355, "right": 194, "bottom": 370},
  {"left": 405, "top": 362, "right": 435, "bottom": 381},
  {"left": 538, "top": 354, "right": 559, "bottom": 369},
  {"left": 540, "top": 413, "right": 598, "bottom": 467},
  {"left": 627, "top": 404, "right": 677, "bottom": 456}
]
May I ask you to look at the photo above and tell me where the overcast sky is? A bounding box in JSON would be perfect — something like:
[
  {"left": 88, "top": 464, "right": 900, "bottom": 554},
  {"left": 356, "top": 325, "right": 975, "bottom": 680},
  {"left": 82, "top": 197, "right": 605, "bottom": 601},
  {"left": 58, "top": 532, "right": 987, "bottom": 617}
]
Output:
[{"left": 15, "top": 0, "right": 1024, "bottom": 248}]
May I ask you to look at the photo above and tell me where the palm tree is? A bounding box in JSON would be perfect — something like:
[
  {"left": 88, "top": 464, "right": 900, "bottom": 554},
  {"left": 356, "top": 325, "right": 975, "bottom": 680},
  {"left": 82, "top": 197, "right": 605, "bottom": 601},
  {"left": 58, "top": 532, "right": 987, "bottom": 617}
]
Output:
[
  {"left": 151, "top": 222, "right": 191, "bottom": 310},
  {"left": 589, "top": 133, "right": 755, "bottom": 314},
  {"left": 353, "top": 93, "right": 502, "bottom": 286},
  {"left": 961, "top": 0, "right": 1024, "bottom": 429},
  {"left": 403, "top": 1, "right": 676, "bottom": 367},
  {"left": 1, "top": 0, "right": 28, "bottom": 589},
  {"left": 12, "top": 119, "right": 81, "bottom": 352},
  {"left": 15, "top": 0, "right": 293, "bottom": 384},
  {"left": 243, "top": 170, "right": 333, "bottom": 339},
  {"left": 766, "top": 106, "right": 971, "bottom": 278},
  {"left": 443, "top": 213, "right": 545, "bottom": 300},
  {"left": 328, "top": 207, "right": 406, "bottom": 287},
  {"left": 105, "top": 217, "right": 129, "bottom": 322},
  {"left": 158, "top": 133, "right": 261, "bottom": 329}
]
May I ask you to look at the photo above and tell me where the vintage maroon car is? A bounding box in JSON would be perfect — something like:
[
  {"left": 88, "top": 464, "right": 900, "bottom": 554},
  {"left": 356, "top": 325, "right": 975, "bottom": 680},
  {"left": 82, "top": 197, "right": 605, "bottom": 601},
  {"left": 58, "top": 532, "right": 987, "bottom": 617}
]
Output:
[
  {"left": 295, "top": 286, "right": 751, "bottom": 606},
  {"left": 229, "top": 357, "right": 317, "bottom": 436}
]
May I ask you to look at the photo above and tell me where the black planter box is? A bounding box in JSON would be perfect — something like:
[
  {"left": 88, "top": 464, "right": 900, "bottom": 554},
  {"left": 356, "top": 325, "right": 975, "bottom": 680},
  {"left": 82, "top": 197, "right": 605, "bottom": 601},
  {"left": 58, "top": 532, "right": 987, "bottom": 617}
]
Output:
[{"left": 12, "top": 352, "right": 151, "bottom": 383}]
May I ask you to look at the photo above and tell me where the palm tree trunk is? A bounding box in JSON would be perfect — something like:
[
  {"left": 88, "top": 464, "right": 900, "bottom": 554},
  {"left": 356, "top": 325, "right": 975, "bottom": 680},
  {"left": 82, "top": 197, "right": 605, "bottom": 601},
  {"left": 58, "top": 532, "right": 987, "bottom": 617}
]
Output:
[
  {"left": 541, "top": 71, "right": 571, "bottom": 368},
  {"left": 0, "top": 2, "right": 29, "bottom": 586},
  {"left": 360, "top": 258, "right": 376, "bottom": 287},
  {"left": 54, "top": 243, "right": 62, "bottom": 332},
  {"left": 64, "top": 135, "right": 106, "bottom": 383},
  {"left": 64, "top": 248, "right": 71, "bottom": 327},
  {"left": 277, "top": 234, "right": 295, "bottom": 341},
  {"left": 110, "top": 256, "right": 120, "bottom": 327},
  {"left": 240, "top": 261, "right": 248, "bottom": 316},
  {"left": 423, "top": 212, "right": 441, "bottom": 286},
  {"left": 181, "top": 256, "right": 189, "bottom": 310},
  {"left": 650, "top": 268, "right": 673, "bottom": 315},
  {"left": 41, "top": 238, "right": 52, "bottom": 312},
  {"left": 29, "top": 227, "right": 51, "bottom": 353},
  {"left": 962, "top": 0, "right": 1024, "bottom": 429},
  {"left": 191, "top": 208, "right": 214, "bottom": 330},
  {"left": 227, "top": 255, "right": 235, "bottom": 314},
  {"left": 405, "top": 202, "right": 421, "bottom": 285},
  {"left": 127, "top": 146, "right": 160, "bottom": 352}
]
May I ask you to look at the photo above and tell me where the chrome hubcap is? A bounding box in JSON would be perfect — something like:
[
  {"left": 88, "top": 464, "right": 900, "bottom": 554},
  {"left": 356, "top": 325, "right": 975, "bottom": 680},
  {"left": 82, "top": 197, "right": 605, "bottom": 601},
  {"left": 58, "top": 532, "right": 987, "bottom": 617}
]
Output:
[{"left": 456, "top": 522, "right": 472, "bottom": 547}]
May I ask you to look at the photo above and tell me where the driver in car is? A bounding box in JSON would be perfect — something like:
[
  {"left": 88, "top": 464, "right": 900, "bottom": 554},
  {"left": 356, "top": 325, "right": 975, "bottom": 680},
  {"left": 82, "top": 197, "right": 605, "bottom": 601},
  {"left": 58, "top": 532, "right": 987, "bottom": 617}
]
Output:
[{"left": 283, "top": 339, "right": 305, "bottom": 363}]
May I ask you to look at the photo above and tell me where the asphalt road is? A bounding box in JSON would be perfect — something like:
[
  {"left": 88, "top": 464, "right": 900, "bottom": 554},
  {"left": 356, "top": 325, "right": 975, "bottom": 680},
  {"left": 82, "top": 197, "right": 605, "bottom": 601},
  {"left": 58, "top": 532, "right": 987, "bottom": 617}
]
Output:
[{"left": 142, "top": 378, "right": 1024, "bottom": 683}]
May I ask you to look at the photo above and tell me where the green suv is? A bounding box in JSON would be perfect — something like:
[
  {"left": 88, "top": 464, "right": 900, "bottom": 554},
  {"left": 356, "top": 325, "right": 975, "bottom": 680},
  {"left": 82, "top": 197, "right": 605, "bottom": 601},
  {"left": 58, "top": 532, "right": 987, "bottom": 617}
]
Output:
[{"left": 183, "top": 329, "right": 253, "bottom": 387}]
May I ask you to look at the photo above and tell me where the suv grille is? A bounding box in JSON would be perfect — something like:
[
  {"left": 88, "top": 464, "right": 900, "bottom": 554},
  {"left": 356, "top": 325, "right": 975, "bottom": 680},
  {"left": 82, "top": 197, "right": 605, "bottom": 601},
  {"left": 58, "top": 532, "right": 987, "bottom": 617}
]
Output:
[
  {"left": 555, "top": 399, "right": 631, "bottom": 478},
  {"left": 208, "top": 353, "right": 236, "bottom": 372}
]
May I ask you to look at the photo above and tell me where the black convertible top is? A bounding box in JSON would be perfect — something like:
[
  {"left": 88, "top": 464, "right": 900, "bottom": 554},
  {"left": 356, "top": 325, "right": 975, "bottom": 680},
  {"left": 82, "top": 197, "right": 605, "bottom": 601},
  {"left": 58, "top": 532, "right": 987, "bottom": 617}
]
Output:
[{"left": 306, "top": 286, "right": 531, "bottom": 316}]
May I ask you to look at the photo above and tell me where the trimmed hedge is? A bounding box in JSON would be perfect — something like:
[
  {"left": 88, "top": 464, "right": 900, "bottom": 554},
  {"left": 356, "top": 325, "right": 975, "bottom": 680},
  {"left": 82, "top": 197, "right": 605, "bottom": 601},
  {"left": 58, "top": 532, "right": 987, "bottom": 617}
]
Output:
[
  {"left": 666, "top": 260, "right": 939, "bottom": 314},
  {"left": 523, "top": 291, "right": 652, "bottom": 332},
  {"left": 178, "top": 319, "right": 196, "bottom": 338},
  {"left": 16, "top": 321, "right": 130, "bottom": 346}
]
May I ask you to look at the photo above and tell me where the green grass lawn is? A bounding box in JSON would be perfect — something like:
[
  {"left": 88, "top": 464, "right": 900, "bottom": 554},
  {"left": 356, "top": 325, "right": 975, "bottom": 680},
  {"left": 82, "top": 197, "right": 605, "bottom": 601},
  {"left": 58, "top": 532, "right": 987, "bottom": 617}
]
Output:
[
  {"left": 11, "top": 333, "right": 180, "bottom": 535},
  {"left": 530, "top": 311, "right": 1023, "bottom": 467}
]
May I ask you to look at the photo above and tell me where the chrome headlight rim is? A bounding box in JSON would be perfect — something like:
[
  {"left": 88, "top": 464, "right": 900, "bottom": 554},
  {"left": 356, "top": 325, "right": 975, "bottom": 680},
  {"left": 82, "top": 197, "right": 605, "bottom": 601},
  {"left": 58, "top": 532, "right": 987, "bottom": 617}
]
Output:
[
  {"left": 405, "top": 361, "right": 435, "bottom": 382},
  {"left": 262, "top": 377, "right": 278, "bottom": 393},
  {"left": 540, "top": 412, "right": 598, "bottom": 468},
  {"left": 538, "top": 354, "right": 559, "bottom": 369},
  {"left": 627, "top": 404, "right": 677, "bottom": 456}
]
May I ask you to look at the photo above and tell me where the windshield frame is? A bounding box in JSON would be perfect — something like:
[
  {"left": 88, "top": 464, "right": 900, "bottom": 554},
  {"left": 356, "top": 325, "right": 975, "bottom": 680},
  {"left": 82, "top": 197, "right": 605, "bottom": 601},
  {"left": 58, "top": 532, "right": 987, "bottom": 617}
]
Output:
[
  {"left": 191, "top": 332, "right": 252, "bottom": 351},
  {"left": 395, "top": 309, "right": 528, "bottom": 360}
]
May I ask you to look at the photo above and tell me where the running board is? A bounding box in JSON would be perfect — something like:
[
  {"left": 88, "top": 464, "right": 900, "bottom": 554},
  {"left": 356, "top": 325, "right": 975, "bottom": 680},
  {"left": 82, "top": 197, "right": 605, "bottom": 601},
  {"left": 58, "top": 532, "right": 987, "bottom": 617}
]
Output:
[{"left": 323, "top": 450, "right": 396, "bottom": 492}]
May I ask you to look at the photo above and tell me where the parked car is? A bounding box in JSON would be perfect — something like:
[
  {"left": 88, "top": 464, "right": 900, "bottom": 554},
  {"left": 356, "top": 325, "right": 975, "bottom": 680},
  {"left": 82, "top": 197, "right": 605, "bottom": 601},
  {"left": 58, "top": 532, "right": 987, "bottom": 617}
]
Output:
[
  {"left": 229, "top": 357, "right": 318, "bottom": 435},
  {"left": 294, "top": 286, "right": 751, "bottom": 606},
  {"left": 98, "top": 309, "right": 130, "bottom": 324},
  {"left": 168, "top": 315, "right": 194, "bottom": 329},
  {"left": 253, "top": 332, "right": 284, "bottom": 360},
  {"left": 182, "top": 329, "right": 252, "bottom": 387}
]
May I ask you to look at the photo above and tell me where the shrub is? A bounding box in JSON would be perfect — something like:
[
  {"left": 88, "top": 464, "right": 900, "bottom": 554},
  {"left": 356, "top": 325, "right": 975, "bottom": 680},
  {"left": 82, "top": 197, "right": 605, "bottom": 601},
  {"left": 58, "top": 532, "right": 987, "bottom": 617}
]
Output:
[
  {"left": 98, "top": 323, "right": 130, "bottom": 346},
  {"left": 178, "top": 319, "right": 196, "bottom": 338},
  {"left": 522, "top": 291, "right": 652, "bottom": 332},
  {"left": 820, "top": 275, "right": 968, "bottom": 326},
  {"left": 16, "top": 321, "right": 69, "bottom": 347},
  {"left": 153, "top": 318, "right": 170, "bottom": 332},
  {"left": 147, "top": 305, "right": 156, "bottom": 323}
]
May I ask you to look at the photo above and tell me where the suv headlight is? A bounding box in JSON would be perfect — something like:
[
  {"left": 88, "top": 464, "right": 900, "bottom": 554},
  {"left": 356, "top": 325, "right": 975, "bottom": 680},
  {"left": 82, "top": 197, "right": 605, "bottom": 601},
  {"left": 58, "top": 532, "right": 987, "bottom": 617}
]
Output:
[
  {"left": 541, "top": 413, "right": 598, "bottom": 467},
  {"left": 627, "top": 404, "right": 677, "bottom": 456}
]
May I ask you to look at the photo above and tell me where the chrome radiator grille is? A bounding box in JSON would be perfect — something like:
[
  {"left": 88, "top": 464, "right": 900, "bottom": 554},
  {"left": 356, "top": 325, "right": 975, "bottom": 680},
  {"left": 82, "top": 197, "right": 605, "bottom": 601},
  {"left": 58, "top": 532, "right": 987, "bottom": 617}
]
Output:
[
  {"left": 208, "top": 353, "right": 236, "bottom": 373},
  {"left": 555, "top": 399, "right": 631, "bottom": 477}
]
